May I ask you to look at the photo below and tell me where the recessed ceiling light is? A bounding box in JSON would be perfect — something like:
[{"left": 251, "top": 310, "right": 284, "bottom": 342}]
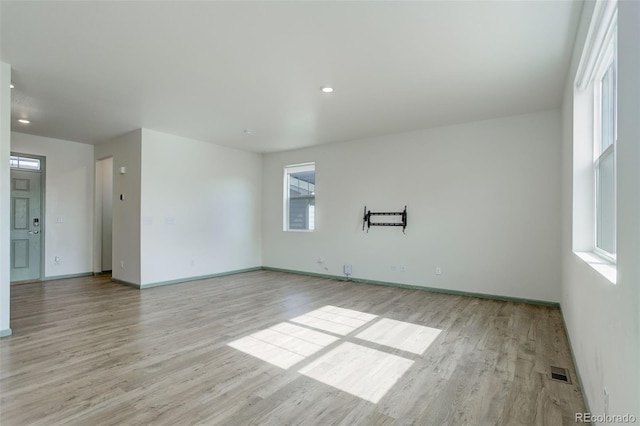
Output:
[
  {"left": 10, "top": 83, "right": 15, "bottom": 89},
  {"left": 18, "top": 119, "right": 30, "bottom": 124},
  {"left": 321, "top": 87, "right": 334, "bottom": 93}
]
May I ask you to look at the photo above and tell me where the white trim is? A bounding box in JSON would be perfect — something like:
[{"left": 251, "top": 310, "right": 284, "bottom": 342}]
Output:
[
  {"left": 574, "top": 251, "right": 617, "bottom": 284},
  {"left": 284, "top": 162, "right": 315, "bottom": 174},
  {"left": 593, "top": 246, "right": 616, "bottom": 264},
  {"left": 593, "top": 143, "right": 614, "bottom": 168},
  {"left": 575, "top": 0, "right": 618, "bottom": 90}
]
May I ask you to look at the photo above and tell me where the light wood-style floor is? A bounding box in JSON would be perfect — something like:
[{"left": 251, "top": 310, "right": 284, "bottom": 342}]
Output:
[{"left": 0, "top": 271, "right": 587, "bottom": 425}]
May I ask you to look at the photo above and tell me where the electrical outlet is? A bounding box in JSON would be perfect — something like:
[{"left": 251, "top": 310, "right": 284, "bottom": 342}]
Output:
[
  {"left": 317, "top": 257, "right": 325, "bottom": 264},
  {"left": 54, "top": 256, "right": 61, "bottom": 264},
  {"left": 391, "top": 265, "right": 397, "bottom": 272},
  {"left": 344, "top": 264, "right": 352, "bottom": 275},
  {"left": 400, "top": 266, "right": 406, "bottom": 272},
  {"left": 435, "top": 267, "right": 442, "bottom": 275}
]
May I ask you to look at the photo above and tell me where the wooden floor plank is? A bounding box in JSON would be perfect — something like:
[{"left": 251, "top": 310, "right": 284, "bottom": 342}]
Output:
[{"left": 0, "top": 271, "right": 587, "bottom": 425}]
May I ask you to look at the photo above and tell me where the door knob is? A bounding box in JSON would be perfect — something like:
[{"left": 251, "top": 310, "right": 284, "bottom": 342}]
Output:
[{"left": 28, "top": 230, "right": 40, "bottom": 234}]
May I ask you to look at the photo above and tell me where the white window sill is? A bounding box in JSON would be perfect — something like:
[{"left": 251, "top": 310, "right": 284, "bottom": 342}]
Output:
[{"left": 574, "top": 251, "right": 617, "bottom": 284}]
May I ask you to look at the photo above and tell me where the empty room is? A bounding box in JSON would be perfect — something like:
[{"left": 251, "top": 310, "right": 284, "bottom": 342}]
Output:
[{"left": 0, "top": 1, "right": 638, "bottom": 425}]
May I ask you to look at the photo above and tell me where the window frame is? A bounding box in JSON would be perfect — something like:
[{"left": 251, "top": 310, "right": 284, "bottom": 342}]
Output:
[
  {"left": 283, "top": 162, "right": 316, "bottom": 232},
  {"left": 592, "top": 23, "right": 617, "bottom": 263}
]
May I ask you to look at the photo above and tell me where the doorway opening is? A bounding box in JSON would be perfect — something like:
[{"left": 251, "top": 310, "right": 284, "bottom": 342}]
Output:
[{"left": 95, "top": 157, "right": 113, "bottom": 273}]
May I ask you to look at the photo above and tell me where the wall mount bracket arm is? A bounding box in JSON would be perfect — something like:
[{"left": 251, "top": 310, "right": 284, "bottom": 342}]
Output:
[{"left": 362, "top": 205, "right": 407, "bottom": 233}]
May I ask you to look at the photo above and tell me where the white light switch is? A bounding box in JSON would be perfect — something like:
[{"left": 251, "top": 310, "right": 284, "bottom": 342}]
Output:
[{"left": 56, "top": 216, "right": 64, "bottom": 223}]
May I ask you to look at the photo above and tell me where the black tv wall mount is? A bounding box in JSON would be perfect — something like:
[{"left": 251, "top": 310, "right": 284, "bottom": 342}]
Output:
[{"left": 362, "top": 205, "right": 407, "bottom": 233}]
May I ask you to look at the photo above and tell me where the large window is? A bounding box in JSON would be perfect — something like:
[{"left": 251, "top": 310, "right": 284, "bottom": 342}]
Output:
[
  {"left": 572, "top": 0, "right": 617, "bottom": 282},
  {"left": 593, "top": 28, "right": 617, "bottom": 261},
  {"left": 284, "top": 163, "right": 315, "bottom": 231}
]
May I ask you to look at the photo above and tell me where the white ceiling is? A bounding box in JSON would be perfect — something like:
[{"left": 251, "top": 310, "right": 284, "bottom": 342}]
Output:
[{"left": 1, "top": 1, "right": 582, "bottom": 153}]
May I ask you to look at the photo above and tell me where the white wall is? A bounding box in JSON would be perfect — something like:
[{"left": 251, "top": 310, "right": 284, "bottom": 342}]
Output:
[
  {"left": 139, "top": 129, "right": 262, "bottom": 285},
  {"left": 0, "top": 62, "right": 11, "bottom": 336},
  {"left": 560, "top": 0, "right": 640, "bottom": 419},
  {"left": 95, "top": 130, "right": 142, "bottom": 285},
  {"left": 263, "top": 110, "right": 562, "bottom": 303},
  {"left": 11, "top": 132, "right": 94, "bottom": 278},
  {"left": 616, "top": 3, "right": 640, "bottom": 414}
]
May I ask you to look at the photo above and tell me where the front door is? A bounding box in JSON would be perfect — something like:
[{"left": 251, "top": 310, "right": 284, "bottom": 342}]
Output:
[{"left": 10, "top": 168, "right": 43, "bottom": 282}]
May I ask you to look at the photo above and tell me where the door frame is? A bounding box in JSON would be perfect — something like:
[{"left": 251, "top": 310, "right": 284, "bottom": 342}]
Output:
[{"left": 10, "top": 152, "right": 46, "bottom": 282}]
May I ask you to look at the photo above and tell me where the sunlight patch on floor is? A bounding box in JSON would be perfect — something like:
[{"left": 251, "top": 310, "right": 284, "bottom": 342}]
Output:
[
  {"left": 227, "top": 322, "right": 339, "bottom": 369},
  {"left": 355, "top": 318, "right": 442, "bottom": 355},
  {"left": 298, "top": 342, "right": 415, "bottom": 403},
  {"left": 227, "top": 305, "right": 442, "bottom": 403},
  {"left": 289, "top": 305, "right": 377, "bottom": 335}
]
